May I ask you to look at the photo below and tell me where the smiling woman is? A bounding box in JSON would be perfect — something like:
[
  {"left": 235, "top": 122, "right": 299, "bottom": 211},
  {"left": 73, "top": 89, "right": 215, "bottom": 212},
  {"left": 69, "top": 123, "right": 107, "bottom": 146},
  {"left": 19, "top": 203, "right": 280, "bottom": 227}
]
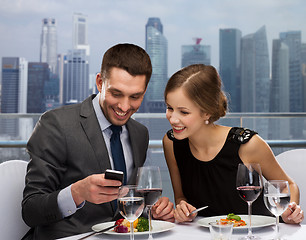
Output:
[{"left": 162, "top": 64, "right": 304, "bottom": 227}]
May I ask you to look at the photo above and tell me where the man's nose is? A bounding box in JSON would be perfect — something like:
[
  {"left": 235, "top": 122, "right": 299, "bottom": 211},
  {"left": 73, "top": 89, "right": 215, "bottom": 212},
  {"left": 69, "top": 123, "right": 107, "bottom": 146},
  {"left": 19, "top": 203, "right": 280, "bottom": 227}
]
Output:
[{"left": 118, "top": 98, "right": 130, "bottom": 112}]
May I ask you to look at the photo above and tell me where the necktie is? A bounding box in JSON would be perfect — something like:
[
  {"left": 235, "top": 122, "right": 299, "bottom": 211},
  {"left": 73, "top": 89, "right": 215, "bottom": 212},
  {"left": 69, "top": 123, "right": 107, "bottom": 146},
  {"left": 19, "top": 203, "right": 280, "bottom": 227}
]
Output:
[{"left": 110, "top": 125, "right": 127, "bottom": 185}]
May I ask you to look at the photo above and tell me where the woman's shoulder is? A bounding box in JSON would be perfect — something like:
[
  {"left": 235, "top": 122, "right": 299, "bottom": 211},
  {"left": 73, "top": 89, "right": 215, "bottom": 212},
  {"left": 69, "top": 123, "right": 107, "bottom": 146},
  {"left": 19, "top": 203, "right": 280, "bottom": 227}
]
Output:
[{"left": 227, "top": 127, "right": 258, "bottom": 144}]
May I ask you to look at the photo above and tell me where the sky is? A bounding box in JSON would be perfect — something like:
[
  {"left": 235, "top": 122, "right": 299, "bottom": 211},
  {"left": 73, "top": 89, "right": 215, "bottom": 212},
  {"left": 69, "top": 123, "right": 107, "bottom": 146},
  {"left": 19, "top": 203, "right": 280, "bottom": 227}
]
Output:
[{"left": 0, "top": 0, "right": 305, "bottom": 77}]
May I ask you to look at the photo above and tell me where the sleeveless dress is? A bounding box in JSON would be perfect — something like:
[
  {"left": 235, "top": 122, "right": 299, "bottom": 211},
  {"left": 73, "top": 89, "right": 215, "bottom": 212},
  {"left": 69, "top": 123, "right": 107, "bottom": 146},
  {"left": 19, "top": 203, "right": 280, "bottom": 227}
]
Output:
[{"left": 167, "top": 127, "right": 272, "bottom": 217}]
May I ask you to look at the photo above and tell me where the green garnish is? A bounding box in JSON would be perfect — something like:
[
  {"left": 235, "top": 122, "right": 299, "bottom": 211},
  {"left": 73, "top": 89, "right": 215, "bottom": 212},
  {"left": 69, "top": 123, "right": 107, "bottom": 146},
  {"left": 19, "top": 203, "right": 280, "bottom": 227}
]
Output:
[
  {"left": 136, "top": 217, "right": 149, "bottom": 232},
  {"left": 227, "top": 213, "right": 241, "bottom": 221}
]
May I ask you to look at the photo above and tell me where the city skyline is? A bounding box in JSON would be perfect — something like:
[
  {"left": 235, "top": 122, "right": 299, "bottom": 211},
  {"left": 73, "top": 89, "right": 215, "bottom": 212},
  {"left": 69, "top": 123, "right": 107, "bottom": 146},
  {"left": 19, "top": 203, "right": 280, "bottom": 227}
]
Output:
[{"left": 0, "top": 0, "right": 305, "bottom": 77}]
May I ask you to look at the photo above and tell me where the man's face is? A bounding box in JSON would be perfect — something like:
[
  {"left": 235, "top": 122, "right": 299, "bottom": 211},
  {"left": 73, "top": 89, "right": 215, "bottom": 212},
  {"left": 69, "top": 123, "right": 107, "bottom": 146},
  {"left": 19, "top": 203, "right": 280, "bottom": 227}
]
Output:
[{"left": 96, "top": 67, "right": 147, "bottom": 126}]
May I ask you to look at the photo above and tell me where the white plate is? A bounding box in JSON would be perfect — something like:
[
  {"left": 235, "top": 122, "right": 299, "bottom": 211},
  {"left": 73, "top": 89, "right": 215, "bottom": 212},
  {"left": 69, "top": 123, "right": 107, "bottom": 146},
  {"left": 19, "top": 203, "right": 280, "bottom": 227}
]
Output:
[
  {"left": 92, "top": 220, "right": 175, "bottom": 235},
  {"left": 197, "top": 215, "right": 275, "bottom": 230}
]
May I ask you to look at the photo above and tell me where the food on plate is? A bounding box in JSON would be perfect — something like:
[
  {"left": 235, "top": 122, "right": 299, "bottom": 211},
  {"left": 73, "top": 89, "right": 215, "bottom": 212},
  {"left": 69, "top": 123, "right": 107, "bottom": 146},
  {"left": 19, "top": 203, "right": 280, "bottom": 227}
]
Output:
[
  {"left": 136, "top": 216, "right": 149, "bottom": 232},
  {"left": 114, "top": 217, "right": 149, "bottom": 233},
  {"left": 217, "top": 213, "right": 246, "bottom": 227}
]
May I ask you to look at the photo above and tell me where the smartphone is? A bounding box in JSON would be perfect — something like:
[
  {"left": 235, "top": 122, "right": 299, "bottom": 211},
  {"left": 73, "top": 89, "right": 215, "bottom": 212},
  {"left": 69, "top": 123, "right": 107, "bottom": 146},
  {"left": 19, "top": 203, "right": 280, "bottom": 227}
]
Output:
[{"left": 105, "top": 169, "right": 124, "bottom": 183}]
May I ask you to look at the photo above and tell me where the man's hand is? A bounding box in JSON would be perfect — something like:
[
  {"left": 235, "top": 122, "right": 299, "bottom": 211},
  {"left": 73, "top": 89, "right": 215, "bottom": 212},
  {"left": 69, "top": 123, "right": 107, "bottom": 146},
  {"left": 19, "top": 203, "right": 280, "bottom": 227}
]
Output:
[
  {"left": 71, "top": 174, "right": 122, "bottom": 206},
  {"left": 151, "top": 197, "right": 175, "bottom": 222}
]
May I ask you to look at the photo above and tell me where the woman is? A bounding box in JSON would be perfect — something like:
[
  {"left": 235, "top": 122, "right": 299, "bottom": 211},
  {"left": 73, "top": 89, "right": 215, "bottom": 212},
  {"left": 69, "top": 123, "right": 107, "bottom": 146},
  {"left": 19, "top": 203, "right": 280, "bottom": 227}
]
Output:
[{"left": 162, "top": 64, "right": 304, "bottom": 224}]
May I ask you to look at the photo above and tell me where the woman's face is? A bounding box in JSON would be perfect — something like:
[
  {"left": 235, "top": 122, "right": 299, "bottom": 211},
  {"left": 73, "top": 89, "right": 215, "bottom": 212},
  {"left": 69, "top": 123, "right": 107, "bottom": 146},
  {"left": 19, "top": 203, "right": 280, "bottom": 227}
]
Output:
[{"left": 165, "top": 87, "right": 207, "bottom": 140}]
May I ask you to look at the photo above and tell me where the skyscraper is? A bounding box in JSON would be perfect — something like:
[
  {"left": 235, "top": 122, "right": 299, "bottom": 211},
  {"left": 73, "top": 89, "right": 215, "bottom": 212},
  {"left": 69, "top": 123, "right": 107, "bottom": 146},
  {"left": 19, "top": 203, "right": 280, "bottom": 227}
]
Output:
[
  {"left": 61, "top": 13, "right": 90, "bottom": 104},
  {"left": 63, "top": 49, "right": 89, "bottom": 104},
  {"left": 240, "top": 26, "right": 270, "bottom": 113},
  {"left": 1, "top": 57, "right": 28, "bottom": 114},
  {"left": 144, "top": 17, "right": 168, "bottom": 113},
  {"left": 270, "top": 39, "right": 290, "bottom": 112},
  {"left": 40, "top": 18, "right": 57, "bottom": 73},
  {"left": 27, "top": 62, "right": 49, "bottom": 113},
  {"left": 302, "top": 43, "right": 306, "bottom": 112},
  {"left": 280, "top": 31, "right": 303, "bottom": 112},
  {"left": 219, "top": 29, "right": 242, "bottom": 112},
  {"left": 73, "top": 13, "right": 90, "bottom": 56},
  {"left": 181, "top": 38, "right": 210, "bottom": 68},
  {"left": 56, "top": 53, "right": 65, "bottom": 105},
  {"left": 1, "top": 57, "right": 28, "bottom": 136},
  {"left": 269, "top": 39, "right": 290, "bottom": 139}
]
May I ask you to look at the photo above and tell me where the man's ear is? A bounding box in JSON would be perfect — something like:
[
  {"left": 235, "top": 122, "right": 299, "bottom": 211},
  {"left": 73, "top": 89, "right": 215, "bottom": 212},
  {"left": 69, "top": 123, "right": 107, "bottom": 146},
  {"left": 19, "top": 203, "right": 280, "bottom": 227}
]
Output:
[{"left": 96, "top": 73, "right": 102, "bottom": 92}]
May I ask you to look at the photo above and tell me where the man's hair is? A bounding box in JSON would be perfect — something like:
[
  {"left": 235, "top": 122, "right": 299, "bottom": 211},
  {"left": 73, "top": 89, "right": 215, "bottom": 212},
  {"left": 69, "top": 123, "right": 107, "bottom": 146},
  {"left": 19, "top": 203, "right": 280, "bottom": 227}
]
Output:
[{"left": 100, "top": 43, "right": 152, "bottom": 88}]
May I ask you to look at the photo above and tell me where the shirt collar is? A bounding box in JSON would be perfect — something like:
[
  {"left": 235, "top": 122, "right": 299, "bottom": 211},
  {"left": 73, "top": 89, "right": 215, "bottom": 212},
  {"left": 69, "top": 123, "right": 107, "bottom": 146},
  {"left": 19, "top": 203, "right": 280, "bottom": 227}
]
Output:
[{"left": 92, "top": 93, "right": 127, "bottom": 134}]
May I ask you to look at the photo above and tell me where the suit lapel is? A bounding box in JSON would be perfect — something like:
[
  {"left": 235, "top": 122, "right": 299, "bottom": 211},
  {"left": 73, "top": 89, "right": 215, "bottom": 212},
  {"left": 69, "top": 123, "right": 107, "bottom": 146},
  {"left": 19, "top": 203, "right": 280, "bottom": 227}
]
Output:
[
  {"left": 79, "top": 95, "right": 112, "bottom": 172},
  {"left": 126, "top": 120, "right": 142, "bottom": 169}
]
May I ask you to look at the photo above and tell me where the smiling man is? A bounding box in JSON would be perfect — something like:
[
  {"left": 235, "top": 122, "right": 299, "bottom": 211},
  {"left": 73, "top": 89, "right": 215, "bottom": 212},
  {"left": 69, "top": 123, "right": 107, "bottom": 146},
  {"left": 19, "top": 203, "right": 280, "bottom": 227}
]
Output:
[{"left": 22, "top": 43, "right": 174, "bottom": 240}]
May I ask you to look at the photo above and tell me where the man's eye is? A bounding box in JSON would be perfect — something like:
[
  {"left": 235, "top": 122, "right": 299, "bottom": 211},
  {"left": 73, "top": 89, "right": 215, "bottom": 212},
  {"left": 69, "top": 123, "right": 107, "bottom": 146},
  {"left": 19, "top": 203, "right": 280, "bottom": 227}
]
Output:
[
  {"left": 112, "top": 93, "right": 121, "bottom": 97},
  {"left": 131, "top": 95, "right": 141, "bottom": 100}
]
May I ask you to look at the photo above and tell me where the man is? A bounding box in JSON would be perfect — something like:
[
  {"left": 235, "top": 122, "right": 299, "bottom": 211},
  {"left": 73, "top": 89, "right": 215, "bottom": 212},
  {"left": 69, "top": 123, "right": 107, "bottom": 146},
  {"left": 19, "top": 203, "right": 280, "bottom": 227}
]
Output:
[{"left": 22, "top": 43, "right": 174, "bottom": 239}]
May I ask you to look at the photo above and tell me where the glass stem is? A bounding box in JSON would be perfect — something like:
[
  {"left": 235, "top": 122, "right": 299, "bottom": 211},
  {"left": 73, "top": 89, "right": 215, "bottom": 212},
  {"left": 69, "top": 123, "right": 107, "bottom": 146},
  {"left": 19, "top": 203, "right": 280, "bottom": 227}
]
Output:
[
  {"left": 247, "top": 201, "right": 253, "bottom": 238},
  {"left": 148, "top": 206, "right": 153, "bottom": 239},
  {"left": 130, "top": 220, "right": 134, "bottom": 240},
  {"left": 275, "top": 215, "right": 280, "bottom": 239}
]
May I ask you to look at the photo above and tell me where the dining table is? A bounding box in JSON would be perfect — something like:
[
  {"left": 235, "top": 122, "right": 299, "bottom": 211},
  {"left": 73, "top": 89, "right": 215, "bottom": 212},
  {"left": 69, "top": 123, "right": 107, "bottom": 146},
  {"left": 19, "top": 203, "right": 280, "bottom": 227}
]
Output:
[{"left": 58, "top": 217, "right": 306, "bottom": 240}]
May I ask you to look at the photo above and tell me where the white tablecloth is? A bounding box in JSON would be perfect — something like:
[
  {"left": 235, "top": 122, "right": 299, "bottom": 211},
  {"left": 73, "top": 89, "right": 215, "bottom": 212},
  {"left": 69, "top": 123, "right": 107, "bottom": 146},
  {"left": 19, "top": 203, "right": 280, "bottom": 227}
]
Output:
[{"left": 59, "top": 218, "right": 306, "bottom": 240}]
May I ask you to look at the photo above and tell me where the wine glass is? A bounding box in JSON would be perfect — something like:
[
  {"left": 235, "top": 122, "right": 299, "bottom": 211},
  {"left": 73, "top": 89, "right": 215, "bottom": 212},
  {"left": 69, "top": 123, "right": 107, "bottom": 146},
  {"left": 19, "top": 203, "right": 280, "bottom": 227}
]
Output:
[
  {"left": 137, "top": 166, "right": 163, "bottom": 239},
  {"left": 118, "top": 185, "right": 145, "bottom": 240},
  {"left": 264, "top": 180, "right": 290, "bottom": 240},
  {"left": 236, "top": 163, "right": 263, "bottom": 240}
]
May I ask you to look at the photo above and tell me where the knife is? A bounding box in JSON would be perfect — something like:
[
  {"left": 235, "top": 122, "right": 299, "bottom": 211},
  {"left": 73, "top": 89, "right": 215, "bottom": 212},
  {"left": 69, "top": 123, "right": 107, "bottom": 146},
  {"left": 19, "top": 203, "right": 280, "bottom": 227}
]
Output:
[
  {"left": 78, "top": 224, "right": 117, "bottom": 240},
  {"left": 187, "top": 206, "right": 209, "bottom": 216}
]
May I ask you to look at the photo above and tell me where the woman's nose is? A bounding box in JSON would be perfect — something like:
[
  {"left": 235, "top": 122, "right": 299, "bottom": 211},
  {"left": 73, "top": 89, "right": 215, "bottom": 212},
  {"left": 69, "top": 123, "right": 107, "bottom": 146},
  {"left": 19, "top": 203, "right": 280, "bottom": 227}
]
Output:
[{"left": 169, "top": 113, "right": 179, "bottom": 124}]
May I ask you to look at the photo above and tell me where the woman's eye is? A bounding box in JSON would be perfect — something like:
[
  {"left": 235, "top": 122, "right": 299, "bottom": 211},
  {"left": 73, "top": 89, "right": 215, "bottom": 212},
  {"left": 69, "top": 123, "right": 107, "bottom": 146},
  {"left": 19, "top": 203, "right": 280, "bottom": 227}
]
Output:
[{"left": 181, "top": 111, "right": 189, "bottom": 115}]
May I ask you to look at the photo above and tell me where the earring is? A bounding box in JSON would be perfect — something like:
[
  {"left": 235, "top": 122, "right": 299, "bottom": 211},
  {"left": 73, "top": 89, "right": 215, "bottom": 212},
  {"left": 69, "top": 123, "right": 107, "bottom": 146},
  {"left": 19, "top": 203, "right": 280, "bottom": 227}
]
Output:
[{"left": 205, "top": 120, "right": 209, "bottom": 125}]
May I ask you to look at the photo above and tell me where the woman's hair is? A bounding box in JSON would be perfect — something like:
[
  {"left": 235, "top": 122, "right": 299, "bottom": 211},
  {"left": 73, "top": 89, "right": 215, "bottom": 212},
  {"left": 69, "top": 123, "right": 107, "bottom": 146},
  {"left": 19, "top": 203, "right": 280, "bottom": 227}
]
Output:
[
  {"left": 164, "top": 64, "right": 227, "bottom": 123},
  {"left": 100, "top": 43, "right": 152, "bottom": 88}
]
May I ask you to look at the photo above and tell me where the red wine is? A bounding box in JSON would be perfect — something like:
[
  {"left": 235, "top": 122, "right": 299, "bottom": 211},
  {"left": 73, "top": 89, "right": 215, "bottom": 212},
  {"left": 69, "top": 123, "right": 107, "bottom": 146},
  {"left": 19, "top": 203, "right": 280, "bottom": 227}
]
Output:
[
  {"left": 237, "top": 186, "right": 262, "bottom": 202},
  {"left": 138, "top": 188, "right": 162, "bottom": 206}
]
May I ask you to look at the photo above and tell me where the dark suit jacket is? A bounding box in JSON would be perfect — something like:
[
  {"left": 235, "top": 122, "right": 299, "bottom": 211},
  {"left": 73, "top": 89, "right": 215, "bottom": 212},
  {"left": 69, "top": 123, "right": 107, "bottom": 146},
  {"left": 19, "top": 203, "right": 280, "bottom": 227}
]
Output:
[{"left": 22, "top": 95, "right": 149, "bottom": 239}]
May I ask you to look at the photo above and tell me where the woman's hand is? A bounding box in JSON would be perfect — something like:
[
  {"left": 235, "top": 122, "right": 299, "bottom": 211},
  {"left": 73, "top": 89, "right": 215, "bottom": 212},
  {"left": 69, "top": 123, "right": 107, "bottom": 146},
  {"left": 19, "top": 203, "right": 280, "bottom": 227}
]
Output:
[
  {"left": 151, "top": 197, "right": 175, "bottom": 222},
  {"left": 282, "top": 202, "right": 304, "bottom": 224},
  {"left": 174, "top": 200, "right": 197, "bottom": 223}
]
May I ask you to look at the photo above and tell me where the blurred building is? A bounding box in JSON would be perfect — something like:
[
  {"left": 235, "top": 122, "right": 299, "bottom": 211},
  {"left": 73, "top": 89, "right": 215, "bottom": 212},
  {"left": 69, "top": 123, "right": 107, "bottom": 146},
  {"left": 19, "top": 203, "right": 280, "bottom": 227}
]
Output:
[
  {"left": 240, "top": 26, "right": 270, "bottom": 113},
  {"left": 280, "top": 31, "right": 303, "bottom": 112},
  {"left": 57, "top": 53, "right": 65, "bottom": 105},
  {"left": 270, "top": 40, "right": 290, "bottom": 112},
  {"left": 1, "top": 57, "right": 28, "bottom": 137},
  {"left": 143, "top": 17, "right": 168, "bottom": 113},
  {"left": 61, "top": 13, "right": 91, "bottom": 105},
  {"left": 63, "top": 49, "right": 89, "bottom": 104},
  {"left": 219, "top": 29, "right": 242, "bottom": 112},
  {"left": 27, "top": 62, "right": 49, "bottom": 113},
  {"left": 302, "top": 43, "right": 306, "bottom": 111},
  {"left": 40, "top": 18, "right": 57, "bottom": 73},
  {"left": 73, "top": 13, "right": 90, "bottom": 56},
  {"left": 269, "top": 40, "right": 290, "bottom": 139},
  {"left": 181, "top": 38, "right": 210, "bottom": 68},
  {"left": 1, "top": 57, "right": 28, "bottom": 114}
]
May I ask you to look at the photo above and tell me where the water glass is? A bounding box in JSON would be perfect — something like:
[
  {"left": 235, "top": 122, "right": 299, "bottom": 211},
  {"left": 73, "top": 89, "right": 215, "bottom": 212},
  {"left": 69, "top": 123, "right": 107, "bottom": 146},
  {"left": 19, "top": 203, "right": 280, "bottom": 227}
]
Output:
[{"left": 209, "top": 221, "right": 233, "bottom": 240}]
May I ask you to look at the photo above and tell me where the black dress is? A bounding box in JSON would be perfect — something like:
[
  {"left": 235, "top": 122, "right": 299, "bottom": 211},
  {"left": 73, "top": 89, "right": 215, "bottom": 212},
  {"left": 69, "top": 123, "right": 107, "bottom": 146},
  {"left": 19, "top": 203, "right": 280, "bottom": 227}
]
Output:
[{"left": 167, "top": 127, "right": 273, "bottom": 217}]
